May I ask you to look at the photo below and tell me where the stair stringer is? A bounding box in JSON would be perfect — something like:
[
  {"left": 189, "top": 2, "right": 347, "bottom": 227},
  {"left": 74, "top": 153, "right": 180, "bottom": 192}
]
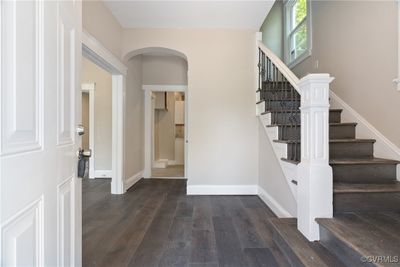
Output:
[{"left": 259, "top": 110, "right": 297, "bottom": 198}]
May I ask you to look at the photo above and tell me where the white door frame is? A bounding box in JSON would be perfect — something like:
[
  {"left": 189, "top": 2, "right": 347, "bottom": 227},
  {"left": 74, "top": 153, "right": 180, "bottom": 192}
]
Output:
[
  {"left": 81, "top": 83, "right": 95, "bottom": 178},
  {"left": 81, "top": 30, "right": 127, "bottom": 194},
  {"left": 395, "top": 1, "right": 400, "bottom": 91},
  {"left": 143, "top": 85, "right": 188, "bottom": 179}
]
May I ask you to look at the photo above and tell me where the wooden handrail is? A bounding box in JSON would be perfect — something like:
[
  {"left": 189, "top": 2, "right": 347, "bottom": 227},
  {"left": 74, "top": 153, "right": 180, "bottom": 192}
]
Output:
[{"left": 257, "top": 41, "right": 301, "bottom": 94}]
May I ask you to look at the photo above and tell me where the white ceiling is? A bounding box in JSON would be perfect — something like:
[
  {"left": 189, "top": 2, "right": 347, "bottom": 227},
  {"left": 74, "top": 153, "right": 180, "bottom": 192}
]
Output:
[{"left": 103, "top": 1, "right": 274, "bottom": 29}]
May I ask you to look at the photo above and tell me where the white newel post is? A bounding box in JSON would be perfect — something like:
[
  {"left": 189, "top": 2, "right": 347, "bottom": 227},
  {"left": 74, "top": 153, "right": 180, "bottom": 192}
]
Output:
[{"left": 297, "top": 74, "right": 335, "bottom": 241}]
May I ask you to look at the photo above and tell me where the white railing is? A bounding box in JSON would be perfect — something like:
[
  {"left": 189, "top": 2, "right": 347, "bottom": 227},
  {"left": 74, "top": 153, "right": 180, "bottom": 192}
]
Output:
[{"left": 257, "top": 40, "right": 334, "bottom": 241}]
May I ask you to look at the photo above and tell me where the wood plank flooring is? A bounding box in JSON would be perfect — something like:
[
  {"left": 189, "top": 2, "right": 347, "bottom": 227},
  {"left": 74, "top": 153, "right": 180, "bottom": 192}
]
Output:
[{"left": 83, "top": 178, "right": 290, "bottom": 267}]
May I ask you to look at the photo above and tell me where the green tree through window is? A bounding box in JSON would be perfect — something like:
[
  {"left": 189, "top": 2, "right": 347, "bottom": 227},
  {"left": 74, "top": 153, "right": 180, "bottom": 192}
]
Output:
[
  {"left": 295, "top": 0, "right": 307, "bottom": 26},
  {"left": 289, "top": 0, "right": 308, "bottom": 62}
]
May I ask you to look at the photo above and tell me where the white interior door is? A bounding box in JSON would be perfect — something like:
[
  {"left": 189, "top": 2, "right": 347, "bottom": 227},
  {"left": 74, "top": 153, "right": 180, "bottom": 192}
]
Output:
[{"left": 1, "top": 1, "right": 82, "bottom": 266}]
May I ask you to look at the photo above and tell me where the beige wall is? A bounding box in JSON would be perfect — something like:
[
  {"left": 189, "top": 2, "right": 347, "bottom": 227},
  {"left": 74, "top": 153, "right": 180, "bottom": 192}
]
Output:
[
  {"left": 292, "top": 1, "right": 400, "bottom": 147},
  {"left": 81, "top": 57, "right": 112, "bottom": 171},
  {"left": 142, "top": 55, "right": 188, "bottom": 85},
  {"left": 261, "top": 1, "right": 400, "bottom": 147},
  {"left": 155, "top": 92, "right": 177, "bottom": 161},
  {"left": 124, "top": 55, "right": 145, "bottom": 179},
  {"left": 82, "top": 92, "right": 89, "bottom": 150},
  {"left": 82, "top": 0, "right": 122, "bottom": 59},
  {"left": 260, "top": 0, "right": 284, "bottom": 59},
  {"left": 122, "top": 28, "right": 258, "bottom": 186}
]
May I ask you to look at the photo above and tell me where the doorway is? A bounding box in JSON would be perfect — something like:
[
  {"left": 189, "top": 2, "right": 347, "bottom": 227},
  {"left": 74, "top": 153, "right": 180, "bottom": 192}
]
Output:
[
  {"left": 81, "top": 31, "right": 126, "bottom": 194},
  {"left": 81, "top": 57, "right": 113, "bottom": 180},
  {"left": 151, "top": 91, "right": 186, "bottom": 178}
]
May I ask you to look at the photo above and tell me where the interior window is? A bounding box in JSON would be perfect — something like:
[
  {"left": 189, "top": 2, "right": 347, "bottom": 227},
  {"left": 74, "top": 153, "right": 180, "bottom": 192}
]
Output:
[{"left": 284, "top": 0, "right": 311, "bottom": 66}]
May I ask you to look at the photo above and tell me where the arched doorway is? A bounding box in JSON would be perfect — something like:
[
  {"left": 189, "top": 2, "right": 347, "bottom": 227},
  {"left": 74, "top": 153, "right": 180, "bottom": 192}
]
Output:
[{"left": 124, "top": 47, "right": 189, "bottom": 181}]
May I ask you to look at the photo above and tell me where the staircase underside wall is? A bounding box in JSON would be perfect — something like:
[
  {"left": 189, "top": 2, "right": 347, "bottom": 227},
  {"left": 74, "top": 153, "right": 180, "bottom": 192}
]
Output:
[{"left": 258, "top": 121, "right": 297, "bottom": 217}]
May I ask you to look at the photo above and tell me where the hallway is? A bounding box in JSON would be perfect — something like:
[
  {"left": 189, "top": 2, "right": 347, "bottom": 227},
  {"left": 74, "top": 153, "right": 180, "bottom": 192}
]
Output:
[{"left": 82, "top": 179, "right": 290, "bottom": 267}]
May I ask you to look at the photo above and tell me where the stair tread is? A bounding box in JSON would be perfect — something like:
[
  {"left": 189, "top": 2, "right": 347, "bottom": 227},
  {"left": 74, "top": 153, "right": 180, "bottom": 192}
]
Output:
[
  {"left": 334, "top": 182, "right": 400, "bottom": 193},
  {"left": 281, "top": 157, "right": 400, "bottom": 166},
  {"left": 266, "top": 122, "right": 356, "bottom": 127},
  {"left": 262, "top": 108, "right": 342, "bottom": 114},
  {"left": 330, "top": 158, "right": 400, "bottom": 165},
  {"left": 274, "top": 138, "right": 376, "bottom": 144},
  {"left": 269, "top": 218, "right": 346, "bottom": 267},
  {"left": 316, "top": 213, "right": 400, "bottom": 261}
]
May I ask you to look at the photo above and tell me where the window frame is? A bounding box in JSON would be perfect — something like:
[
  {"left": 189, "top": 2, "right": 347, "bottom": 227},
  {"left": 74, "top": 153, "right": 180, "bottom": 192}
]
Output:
[{"left": 283, "top": 0, "right": 312, "bottom": 68}]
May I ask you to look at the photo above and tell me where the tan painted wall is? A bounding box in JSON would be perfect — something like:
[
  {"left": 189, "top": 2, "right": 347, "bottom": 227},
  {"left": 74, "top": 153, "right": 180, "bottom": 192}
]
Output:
[
  {"left": 82, "top": 0, "right": 122, "bottom": 59},
  {"left": 82, "top": 92, "right": 89, "bottom": 150},
  {"left": 81, "top": 57, "right": 112, "bottom": 171},
  {"left": 124, "top": 55, "right": 145, "bottom": 179},
  {"left": 122, "top": 28, "right": 259, "bottom": 186},
  {"left": 142, "top": 55, "right": 188, "bottom": 85},
  {"left": 260, "top": 0, "right": 284, "bottom": 59},
  {"left": 154, "top": 92, "right": 176, "bottom": 161}
]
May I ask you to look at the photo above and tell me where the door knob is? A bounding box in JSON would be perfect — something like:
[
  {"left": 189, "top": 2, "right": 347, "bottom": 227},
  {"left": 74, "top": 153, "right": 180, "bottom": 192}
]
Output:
[{"left": 76, "top": 124, "right": 85, "bottom": 136}]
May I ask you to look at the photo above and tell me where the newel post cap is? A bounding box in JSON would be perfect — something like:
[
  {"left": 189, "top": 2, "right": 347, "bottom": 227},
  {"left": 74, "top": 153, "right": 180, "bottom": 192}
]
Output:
[{"left": 298, "top": 73, "right": 335, "bottom": 87}]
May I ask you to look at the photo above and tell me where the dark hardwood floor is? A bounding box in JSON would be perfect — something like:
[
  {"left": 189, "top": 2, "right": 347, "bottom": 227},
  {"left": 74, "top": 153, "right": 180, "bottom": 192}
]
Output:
[{"left": 83, "top": 178, "right": 290, "bottom": 267}]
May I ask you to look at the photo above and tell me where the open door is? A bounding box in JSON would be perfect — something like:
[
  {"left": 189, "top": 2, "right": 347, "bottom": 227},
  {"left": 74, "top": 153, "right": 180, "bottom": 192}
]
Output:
[{"left": 1, "top": 1, "right": 82, "bottom": 266}]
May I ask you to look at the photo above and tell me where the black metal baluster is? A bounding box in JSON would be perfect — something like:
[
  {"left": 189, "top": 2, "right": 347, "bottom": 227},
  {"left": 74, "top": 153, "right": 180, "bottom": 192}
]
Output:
[
  {"left": 258, "top": 50, "right": 302, "bottom": 161},
  {"left": 267, "top": 58, "right": 271, "bottom": 112},
  {"left": 294, "top": 89, "right": 299, "bottom": 161},
  {"left": 283, "top": 77, "right": 288, "bottom": 148},
  {"left": 258, "top": 49, "right": 262, "bottom": 94}
]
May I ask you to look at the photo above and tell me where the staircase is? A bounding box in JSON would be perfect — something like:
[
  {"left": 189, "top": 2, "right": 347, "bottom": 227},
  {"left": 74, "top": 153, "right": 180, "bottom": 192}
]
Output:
[{"left": 256, "top": 42, "right": 400, "bottom": 266}]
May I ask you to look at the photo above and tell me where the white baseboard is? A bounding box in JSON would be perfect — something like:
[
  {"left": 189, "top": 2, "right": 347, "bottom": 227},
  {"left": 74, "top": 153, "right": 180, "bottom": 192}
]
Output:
[
  {"left": 258, "top": 186, "right": 293, "bottom": 218},
  {"left": 124, "top": 170, "right": 144, "bottom": 192},
  {"left": 187, "top": 185, "right": 258, "bottom": 195},
  {"left": 150, "top": 176, "right": 186, "bottom": 179},
  {"left": 94, "top": 170, "right": 112, "bottom": 178}
]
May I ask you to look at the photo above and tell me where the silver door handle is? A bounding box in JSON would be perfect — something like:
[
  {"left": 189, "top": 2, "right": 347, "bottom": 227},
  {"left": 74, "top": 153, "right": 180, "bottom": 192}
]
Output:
[{"left": 76, "top": 124, "right": 85, "bottom": 136}]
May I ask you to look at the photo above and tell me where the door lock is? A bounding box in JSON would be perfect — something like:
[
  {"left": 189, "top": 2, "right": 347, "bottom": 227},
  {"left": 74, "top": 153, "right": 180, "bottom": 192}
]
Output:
[{"left": 76, "top": 124, "right": 85, "bottom": 136}]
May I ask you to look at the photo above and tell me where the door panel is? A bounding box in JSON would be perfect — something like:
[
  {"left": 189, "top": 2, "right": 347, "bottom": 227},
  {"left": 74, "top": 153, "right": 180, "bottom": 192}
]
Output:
[
  {"left": 1, "top": 1, "right": 82, "bottom": 266},
  {"left": 1, "top": 0, "right": 43, "bottom": 156},
  {"left": 57, "top": 4, "right": 75, "bottom": 146}
]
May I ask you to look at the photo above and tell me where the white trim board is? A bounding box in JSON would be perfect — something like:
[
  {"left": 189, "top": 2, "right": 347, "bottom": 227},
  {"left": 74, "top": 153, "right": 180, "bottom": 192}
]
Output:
[
  {"left": 94, "top": 170, "right": 112, "bottom": 178},
  {"left": 329, "top": 90, "right": 400, "bottom": 161},
  {"left": 124, "top": 170, "right": 144, "bottom": 192},
  {"left": 142, "top": 85, "right": 187, "bottom": 92},
  {"left": 257, "top": 186, "right": 293, "bottom": 218},
  {"left": 82, "top": 30, "right": 127, "bottom": 75},
  {"left": 395, "top": 1, "right": 400, "bottom": 91},
  {"left": 149, "top": 176, "right": 186, "bottom": 180},
  {"left": 187, "top": 185, "right": 258, "bottom": 195},
  {"left": 82, "top": 29, "right": 126, "bottom": 194},
  {"left": 81, "top": 83, "right": 95, "bottom": 179}
]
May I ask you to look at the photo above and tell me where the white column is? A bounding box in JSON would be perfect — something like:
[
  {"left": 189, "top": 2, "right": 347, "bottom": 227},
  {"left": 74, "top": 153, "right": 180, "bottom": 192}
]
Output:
[
  {"left": 297, "top": 74, "right": 334, "bottom": 241},
  {"left": 394, "top": 1, "right": 400, "bottom": 91},
  {"left": 111, "top": 75, "right": 125, "bottom": 194}
]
